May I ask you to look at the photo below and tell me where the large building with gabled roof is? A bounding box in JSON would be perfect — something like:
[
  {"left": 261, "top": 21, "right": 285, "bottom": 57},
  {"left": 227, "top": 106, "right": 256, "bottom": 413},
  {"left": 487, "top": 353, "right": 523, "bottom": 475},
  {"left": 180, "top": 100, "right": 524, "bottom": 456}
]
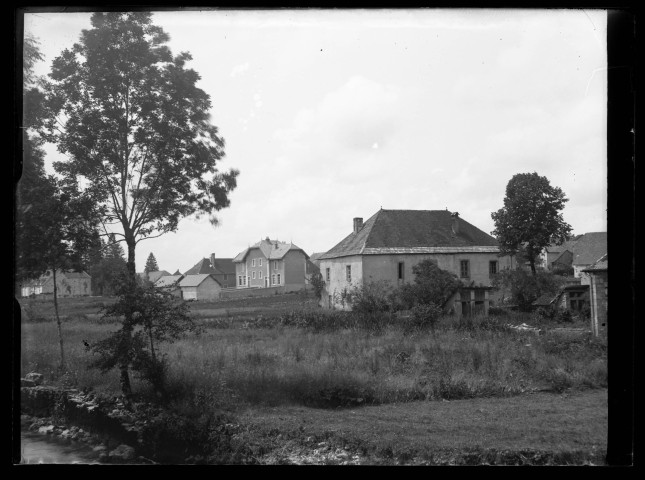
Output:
[
  {"left": 233, "top": 238, "right": 309, "bottom": 291},
  {"left": 318, "top": 209, "right": 513, "bottom": 310}
]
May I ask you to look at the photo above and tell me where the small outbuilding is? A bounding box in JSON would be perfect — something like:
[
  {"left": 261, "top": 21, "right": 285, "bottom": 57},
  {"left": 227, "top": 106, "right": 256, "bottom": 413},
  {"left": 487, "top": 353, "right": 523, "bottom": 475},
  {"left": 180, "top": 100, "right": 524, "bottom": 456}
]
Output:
[{"left": 178, "top": 274, "right": 222, "bottom": 301}]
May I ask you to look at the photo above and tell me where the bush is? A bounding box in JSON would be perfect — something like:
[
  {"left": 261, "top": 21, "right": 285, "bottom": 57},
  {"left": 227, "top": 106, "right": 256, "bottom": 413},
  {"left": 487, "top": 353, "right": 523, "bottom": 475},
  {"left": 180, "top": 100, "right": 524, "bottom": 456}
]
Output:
[
  {"left": 342, "top": 281, "right": 394, "bottom": 314},
  {"left": 405, "top": 303, "right": 442, "bottom": 333}
]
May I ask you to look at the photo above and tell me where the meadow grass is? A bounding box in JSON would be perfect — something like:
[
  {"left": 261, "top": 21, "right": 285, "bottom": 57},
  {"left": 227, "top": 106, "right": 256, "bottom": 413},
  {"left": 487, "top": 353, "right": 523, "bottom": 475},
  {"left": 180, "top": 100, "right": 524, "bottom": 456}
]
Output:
[{"left": 20, "top": 306, "right": 607, "bottom": 412}]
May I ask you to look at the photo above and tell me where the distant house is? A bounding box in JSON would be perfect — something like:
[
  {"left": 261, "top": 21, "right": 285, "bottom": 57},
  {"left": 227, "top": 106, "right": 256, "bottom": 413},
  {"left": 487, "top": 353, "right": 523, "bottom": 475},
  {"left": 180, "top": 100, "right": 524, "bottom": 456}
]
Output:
[
  {"left": 26, "top": 270, "right": 92, "bottom": 297},
  {"left": 184, "top": 253, "right": 236, "bottom": 288},
  {"left": 317, "top": 209, "right": 513, "bottom": 312},
  {"left": 583, "top": 254, "right": 608, "bottom": 337},
  {"left": 20, "top": 278, "right": 44, "bottom": 297},
  {"left": 233, "top": 238, "right": 309, "bottom": 291},
  {"left": 138, "top": 270, "right": 171, "bottom": 285},
  {"left": 154, "top": 274, "right": 184, "bottom": 297},
  {"left": 572, "top": 232, "right": 607, "bottom": 279},
  {"left": 178, "top": 274, "right": 222, "bottom": 301},
  {"left": 538, "top": 236, "right": 581, "bottom": 270}
]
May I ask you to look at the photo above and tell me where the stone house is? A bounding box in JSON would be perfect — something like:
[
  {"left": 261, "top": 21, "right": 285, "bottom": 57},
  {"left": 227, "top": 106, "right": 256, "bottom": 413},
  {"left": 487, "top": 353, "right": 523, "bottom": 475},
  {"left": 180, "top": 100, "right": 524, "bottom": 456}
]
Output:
[
  {"left": 583, "top": 254, "right": 608, "bottom": 337},
  {"left": 318, "top": 209, "right": 513, "bottom": 312},
  {"left": 178, "top": 274, "right": 222, "bottom": 301},
  {"left": 184, "top": 253, "right": 236, "bottom": 289},
  {"left": 37, "top": 270, "right": 92, "bottom": 297},
  {"left": 233, "top": 238, "right": 309, "bottom": 292},
  {"left": 572, "top": 232, "right": 607, "bottom": 279},
  {"left": 154, "top": 274, "right": 184, "bottom": 297}
]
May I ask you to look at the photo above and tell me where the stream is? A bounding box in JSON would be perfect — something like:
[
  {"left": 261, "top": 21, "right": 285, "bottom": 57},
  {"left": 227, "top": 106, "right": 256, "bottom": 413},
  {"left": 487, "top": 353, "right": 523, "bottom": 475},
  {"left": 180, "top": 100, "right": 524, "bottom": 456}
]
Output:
[{"left": 18, "top": 431, "right": 104, "bottom": 465}]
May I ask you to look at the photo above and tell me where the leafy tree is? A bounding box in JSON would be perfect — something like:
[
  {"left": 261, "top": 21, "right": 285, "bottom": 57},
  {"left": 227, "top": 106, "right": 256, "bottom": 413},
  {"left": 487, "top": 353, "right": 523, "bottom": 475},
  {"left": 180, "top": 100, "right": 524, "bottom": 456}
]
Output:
[
  {"left": 43, "top": 13, "right": 238, "bottom": 396},
  {"left": 492, "top": 268, "right": 563, "bottom": 312},
  {"left": 396, "top": 260, "right": 462, "bottom": 310},
  {"left": 491, "top": 172, "right": 572, "bottom": 274},
  {"left": 87, "top": 276, "right": 200, "bottom": 396},
  {"left": 144, "top": 252, "right": 160, "bottom": 275},
  {"left": 309, "top": 271, "right": 325, "bottom": 301},
  {"left": 16, "top": 34, "right": 101, "bottom": 372}
]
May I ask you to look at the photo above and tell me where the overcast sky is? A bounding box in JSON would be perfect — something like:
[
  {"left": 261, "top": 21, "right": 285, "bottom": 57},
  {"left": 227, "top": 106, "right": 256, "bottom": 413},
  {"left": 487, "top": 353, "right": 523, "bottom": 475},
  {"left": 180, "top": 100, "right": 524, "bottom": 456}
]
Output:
[{"left": 23, "top": 8, "right": 607, "bottom": 274}]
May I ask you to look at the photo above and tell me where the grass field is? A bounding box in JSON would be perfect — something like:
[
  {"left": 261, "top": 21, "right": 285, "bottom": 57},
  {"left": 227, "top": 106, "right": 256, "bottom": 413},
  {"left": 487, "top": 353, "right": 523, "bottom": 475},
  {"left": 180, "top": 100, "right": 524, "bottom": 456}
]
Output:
[{"left": 18, "top": 292, "right": 608, "bottom": 464}]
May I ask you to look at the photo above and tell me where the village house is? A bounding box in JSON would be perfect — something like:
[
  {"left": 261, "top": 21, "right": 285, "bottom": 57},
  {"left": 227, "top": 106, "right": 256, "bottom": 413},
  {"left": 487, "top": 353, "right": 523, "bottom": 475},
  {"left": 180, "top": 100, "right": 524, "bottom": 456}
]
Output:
[
  {"left": 178, "top": 274, "right": 222, "bottom": 301},
  {"left": 583, "top": 254, "right": 608, "bottom": 337},
  {"left": 572, "top": 232, "right": 607, "bottom": 280},
  {"left": 184, "top": 253, "right": 236, "bottom": 288},
  {"left": 137, "top": 270, "right": 171, "bottom": 285},
  {"left": 233, "top": 238, "right": 309, "bottom": 292},
  {"left": 154, "top": 274, "right": 184, "bottom": 298},
  {"left": 318, "top": 209, "right": 513, "bottom": 313},
  {"left": 22, "top": 270, "right": 92, "bottom": 297}
]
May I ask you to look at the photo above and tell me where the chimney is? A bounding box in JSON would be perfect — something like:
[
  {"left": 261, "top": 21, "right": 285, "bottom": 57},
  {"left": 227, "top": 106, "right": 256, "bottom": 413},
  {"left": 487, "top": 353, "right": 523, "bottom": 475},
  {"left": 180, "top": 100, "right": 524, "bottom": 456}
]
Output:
[
  {"left": 210, "top": 253, "right": 216, "bottom": 267},
  {"left": 451, "top": 212, "right": 460, "bottom": 235},
  {"left": 353, "top": 217, "right": 363, "bottom": 234}
]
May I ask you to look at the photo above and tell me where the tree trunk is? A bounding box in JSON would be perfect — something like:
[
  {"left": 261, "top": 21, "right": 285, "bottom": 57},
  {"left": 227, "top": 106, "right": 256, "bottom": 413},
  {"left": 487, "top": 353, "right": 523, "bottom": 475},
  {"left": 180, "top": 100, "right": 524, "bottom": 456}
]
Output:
[
  {"left": 117, "top": 232, "right": 138, "bottom": 398},
  {"left": 529, "top": 258, "right": 537, "bottom": 275},
  {"left": 52, "top": 268, "right": 66, "bottom": 372}
]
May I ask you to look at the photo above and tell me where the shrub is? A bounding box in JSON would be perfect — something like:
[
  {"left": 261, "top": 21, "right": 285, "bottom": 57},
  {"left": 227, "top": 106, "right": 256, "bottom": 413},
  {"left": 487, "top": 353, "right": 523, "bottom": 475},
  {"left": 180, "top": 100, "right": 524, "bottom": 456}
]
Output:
[
  {"left": 342, "top": 281, "right": 394, "bottom": 314},
  {"left": 405, "top": 303, "right": 442, "bottom": 333}
]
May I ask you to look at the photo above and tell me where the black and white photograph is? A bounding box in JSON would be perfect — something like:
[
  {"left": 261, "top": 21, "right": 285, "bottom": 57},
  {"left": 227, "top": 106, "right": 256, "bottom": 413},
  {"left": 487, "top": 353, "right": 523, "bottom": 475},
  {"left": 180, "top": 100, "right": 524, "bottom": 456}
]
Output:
[{"left": 14, "top": 7, "right": 628, "bottom": 466}]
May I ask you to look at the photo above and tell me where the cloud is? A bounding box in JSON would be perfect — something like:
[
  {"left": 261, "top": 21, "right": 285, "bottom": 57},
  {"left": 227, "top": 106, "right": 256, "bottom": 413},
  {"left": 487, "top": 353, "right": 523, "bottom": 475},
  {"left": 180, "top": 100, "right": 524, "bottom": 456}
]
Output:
[{"left": 230, "top": 62, "right": 250, "bottom": 77}]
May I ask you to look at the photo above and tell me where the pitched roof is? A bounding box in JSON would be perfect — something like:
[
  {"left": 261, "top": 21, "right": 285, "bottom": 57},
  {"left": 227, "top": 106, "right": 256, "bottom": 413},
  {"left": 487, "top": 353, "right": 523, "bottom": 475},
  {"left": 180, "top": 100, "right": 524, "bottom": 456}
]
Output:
[
  {"left": 184, "top": 257, "right": 236, "bottom": 275},
  {"left": 154, "top": 275, "right": 184, "bottom": 288},
  {"left": 39, "top": 269, "right": 90, "bottom": 281},
  {"left": 571, "top": 232, "right": 607, "bottom": 266},
  {"left": 319, "top": 209, "right": 500, "bottom": 260},
  {"left": 140, "top": 270, "right": 171, "bottom": 283},
  {"left": 178, "top": 274, "right": 221, "bottom": 288},
  {"left": 233, "top": 239, "right": 308, "bottom": 263},
  {"left": 582, "top": 253, "right": 608, "bottom": 272},
  {"left": 309, "top": 252, "right": 325, "bottom": 265},
  {"left": 211, "top": 258, "right": 236, "bottom": 275}
]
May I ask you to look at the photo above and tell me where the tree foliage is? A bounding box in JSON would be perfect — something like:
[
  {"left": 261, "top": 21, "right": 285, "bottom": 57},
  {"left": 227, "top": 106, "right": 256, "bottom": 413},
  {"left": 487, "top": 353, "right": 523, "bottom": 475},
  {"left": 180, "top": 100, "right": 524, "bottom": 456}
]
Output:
[
  {"left": 491, "top": 268, "right": 563, "bottom": 312},
  {"left": 397, "top": 260, "right": 462, "bottom": 309},
  {"left": 309, "top": 271, "right": 325, "bottom": 301},
  {"left": 17, "top": 34, "right": 101, "bottom": 371},
  {"left": 89, "top": 236, "right": 128, "bottom": 296},
  {"left": 42, "top": 12, "right": 238, "bottom": 396},
  {"left": 145, "top": 252, "right": 160, "bottom": 274},
  {"left": 43, "top": 12, "right": 239, "bottom": 276},
  {"left": 491, "top": 172, "right": 572, "bottom": 274},
  {"left": 87, "top": 275, "right": 200, "bottom": 396}
]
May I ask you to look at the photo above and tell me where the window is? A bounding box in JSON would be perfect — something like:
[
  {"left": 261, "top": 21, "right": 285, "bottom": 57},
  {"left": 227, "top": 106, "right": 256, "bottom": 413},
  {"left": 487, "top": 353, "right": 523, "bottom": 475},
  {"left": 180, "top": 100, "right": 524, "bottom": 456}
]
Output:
[
  {"left": 259, "top": 259, "right": 262, "bottom": 266},
  {"left": 272, "top": 274, "right": 276, "bottom": 285},
  {"left": 259, "top": 271, "right": 263, "bottom": 279},
  {"left": 326, "top": 268, "right": 330, "bottom": 282},
  {"left": 460, "top": 260, "right": 470, "bottom": 278},
  {"left": 489, "top": 261, "right": 498, "bottom": 277},
  {"left": 252, "top": 271, "right": 256, "bottom": 279},
  {"left": 251, "top": 259, "right": 256, "bottom": 267},
  {"left": 277, "top": 274, "right": 281, "bottom": 284},
  {"left": 238, "top": 275, "right": 242, "bottom": 286},
  {"left": 346, "top": 265, "right": 352, "bottom": 282},
  {"left": 274, "top": 261, "right": 278, "bottom": 270},
  {"left": 398, "top": 262, "right": 404, "bottom": 280}
]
